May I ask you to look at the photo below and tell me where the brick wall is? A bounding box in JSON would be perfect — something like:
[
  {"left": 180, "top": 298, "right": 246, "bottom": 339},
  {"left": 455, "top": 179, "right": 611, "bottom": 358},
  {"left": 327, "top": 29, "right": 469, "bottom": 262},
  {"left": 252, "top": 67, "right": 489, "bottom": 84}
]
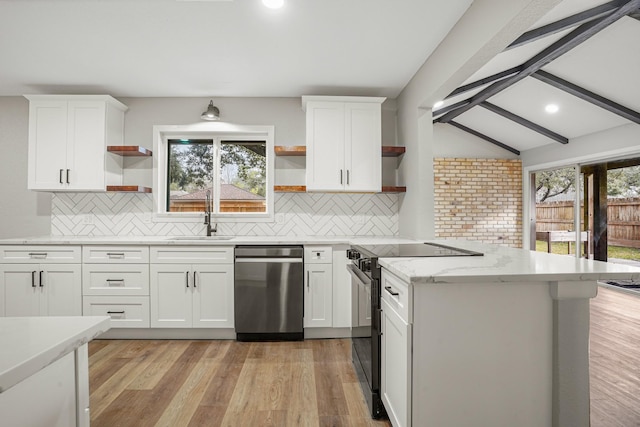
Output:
[{"left": 434, "top": 158, "right": 523, "bottom": 247}]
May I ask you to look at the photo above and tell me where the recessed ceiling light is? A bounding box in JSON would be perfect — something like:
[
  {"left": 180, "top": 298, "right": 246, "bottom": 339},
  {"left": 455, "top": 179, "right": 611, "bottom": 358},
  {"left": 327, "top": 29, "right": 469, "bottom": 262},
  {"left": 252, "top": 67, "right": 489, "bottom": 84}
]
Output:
[
  {"left": 545, "top": 104, "right": 559, "bottom": 114},
  {"left": 262, "top": 0, "right": 284, "bottom": 9},
  {"left": 433, "top": 101, "right": 444, "bottom": 109}
]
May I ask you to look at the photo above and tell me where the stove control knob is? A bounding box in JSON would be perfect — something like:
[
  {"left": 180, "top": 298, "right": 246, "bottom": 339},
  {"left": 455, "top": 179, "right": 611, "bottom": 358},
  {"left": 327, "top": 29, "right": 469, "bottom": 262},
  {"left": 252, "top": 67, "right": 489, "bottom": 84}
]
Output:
[
  {"left": 346, "top": 249, "right": 360, "bottom": 260},
  {"left": 359, "top": 259, "right": 371, "bottom": 272}
]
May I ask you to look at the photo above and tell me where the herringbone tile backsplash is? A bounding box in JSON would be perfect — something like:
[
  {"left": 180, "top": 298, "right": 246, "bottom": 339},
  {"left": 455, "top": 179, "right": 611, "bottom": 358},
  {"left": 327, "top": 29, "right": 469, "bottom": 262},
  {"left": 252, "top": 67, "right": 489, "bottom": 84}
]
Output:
[{"left": 51, "top": 193, "right": 399, "bottom": 236}]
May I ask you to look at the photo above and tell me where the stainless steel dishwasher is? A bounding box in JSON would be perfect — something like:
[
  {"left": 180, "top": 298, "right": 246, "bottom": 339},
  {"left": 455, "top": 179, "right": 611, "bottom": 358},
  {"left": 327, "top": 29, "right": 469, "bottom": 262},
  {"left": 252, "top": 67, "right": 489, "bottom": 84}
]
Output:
[{"left": 234, "top": 245, "right": 304, "bottom": 341}]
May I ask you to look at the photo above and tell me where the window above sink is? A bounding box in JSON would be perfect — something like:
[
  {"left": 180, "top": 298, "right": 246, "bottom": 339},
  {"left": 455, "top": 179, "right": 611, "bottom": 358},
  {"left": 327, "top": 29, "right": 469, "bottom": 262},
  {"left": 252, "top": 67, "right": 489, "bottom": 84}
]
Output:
[{"left": 152, "top": 123, "right": 274, "bottom": 223}]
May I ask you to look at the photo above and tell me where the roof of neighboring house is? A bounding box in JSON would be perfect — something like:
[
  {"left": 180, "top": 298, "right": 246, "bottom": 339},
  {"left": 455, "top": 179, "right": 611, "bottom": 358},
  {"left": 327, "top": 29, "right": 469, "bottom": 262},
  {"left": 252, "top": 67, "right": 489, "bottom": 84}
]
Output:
[{"left": 171, "top": 184, "right": 264, "bottom": 201}]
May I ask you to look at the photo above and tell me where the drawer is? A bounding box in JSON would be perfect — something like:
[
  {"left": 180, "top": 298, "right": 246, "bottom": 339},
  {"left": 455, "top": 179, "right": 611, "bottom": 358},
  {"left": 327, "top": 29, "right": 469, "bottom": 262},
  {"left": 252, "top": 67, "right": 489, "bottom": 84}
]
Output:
[
  {"left": 82, "top": 264, "right": 149, "bottom": 296},
  {"left": 83, "top": 296, "right": 150, "bottom": 328},
  {"left": 82, "top": 246, "right": 149, "bottom": 263},
  {"left": 381, "top": 269, "right": 412, "bottom": 323},
  {"left": 304, "top": 246, "right": 333, "bottom": 264},
  {"left": 150, "top": 246, "right": 233, "bottom": 264},
  {"left": 0, "top": 245, "right": 81, "bottom": 263}
]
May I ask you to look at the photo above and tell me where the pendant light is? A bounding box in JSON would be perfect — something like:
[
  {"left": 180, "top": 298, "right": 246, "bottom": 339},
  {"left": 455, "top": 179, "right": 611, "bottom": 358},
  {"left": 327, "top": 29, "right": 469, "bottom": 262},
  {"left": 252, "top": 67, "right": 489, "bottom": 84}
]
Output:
[{"left": 201, "top": 100, "right": 220, "bottom": 121}]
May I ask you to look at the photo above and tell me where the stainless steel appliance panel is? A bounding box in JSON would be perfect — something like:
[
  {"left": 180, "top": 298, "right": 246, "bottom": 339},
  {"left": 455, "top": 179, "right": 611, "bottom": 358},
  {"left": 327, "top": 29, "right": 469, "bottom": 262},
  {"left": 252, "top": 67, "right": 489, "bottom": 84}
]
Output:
[{"left": 234, "top": 246, "right": 304, "bottom": 341}]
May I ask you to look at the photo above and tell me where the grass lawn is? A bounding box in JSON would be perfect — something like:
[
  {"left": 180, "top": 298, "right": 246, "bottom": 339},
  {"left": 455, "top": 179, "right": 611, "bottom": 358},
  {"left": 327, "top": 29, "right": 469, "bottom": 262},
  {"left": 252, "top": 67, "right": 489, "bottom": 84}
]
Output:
[{"left": 535, "top": 241, "right": 640, "bottom": 261}]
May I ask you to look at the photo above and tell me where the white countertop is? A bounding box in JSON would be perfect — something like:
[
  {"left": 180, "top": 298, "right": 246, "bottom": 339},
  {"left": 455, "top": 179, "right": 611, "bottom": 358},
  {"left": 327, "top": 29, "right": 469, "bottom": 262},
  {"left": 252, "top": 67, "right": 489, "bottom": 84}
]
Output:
[
  {"left": 0, "top": 316, "right": 110, "bottom": 393},
  {"left": 380, "top": 240, "right": 640, "bottom": 284},
  {"left": 0, "top": 235, "right": 419, "bottom": 246}
]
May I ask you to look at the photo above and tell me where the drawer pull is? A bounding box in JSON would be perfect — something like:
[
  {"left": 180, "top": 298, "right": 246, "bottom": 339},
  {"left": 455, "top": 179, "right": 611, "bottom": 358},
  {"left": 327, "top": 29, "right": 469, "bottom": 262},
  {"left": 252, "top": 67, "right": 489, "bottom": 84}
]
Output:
[
  {"left": 28, "top": 252, "right": 47, "bottom": 258},
  {"left": 384, "top": 286, "right": 399, "bottom": 296},
  {"left": 106, "top": 279, "right": 125, "bottom": 286},
  {"left": 107, "top": 310, "right": 125, "bottom": 315},
  {"left": 106, "top": 253, "right": 125, "bottom": 259}
]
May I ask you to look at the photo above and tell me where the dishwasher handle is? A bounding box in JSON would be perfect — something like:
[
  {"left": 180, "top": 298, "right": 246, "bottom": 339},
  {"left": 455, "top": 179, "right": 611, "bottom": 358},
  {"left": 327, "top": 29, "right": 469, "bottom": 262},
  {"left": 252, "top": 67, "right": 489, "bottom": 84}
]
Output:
[{"left": 235, "top": 257, "right": 303, "bottom": 263}]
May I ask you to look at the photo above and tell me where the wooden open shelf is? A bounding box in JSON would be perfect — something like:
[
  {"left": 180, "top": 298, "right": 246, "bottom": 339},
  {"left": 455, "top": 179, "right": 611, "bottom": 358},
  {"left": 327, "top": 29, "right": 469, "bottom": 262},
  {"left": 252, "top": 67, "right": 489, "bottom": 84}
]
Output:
[
  {"left": 274, "top": 146, "right": 307, "bottom": 156},
  {"left": 106, "top": 185, "right": 152, "bottom": 193},
  {"left": 274, "top": 185, "right": 307, "bottom": 192},
  {"left": 381, "top": 186, "right": 406, "bottom": 193},
  {"left": 275, "top": 146, "right": 405, "bottom": 157},
  {"left": 107, "top": 146, "right": 153, "bottom": 156}
]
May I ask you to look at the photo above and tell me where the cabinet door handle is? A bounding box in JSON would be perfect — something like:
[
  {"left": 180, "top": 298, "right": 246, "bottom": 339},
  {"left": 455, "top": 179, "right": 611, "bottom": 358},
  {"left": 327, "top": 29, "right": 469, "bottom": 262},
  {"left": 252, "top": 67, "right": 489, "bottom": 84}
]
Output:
[
  {"left": 340, "top": 169, "right": 343, "bottom": 185},
  {"left": 59, "top": 169, "right": 64, "bottom": 184},
  {"left": 347, "top": 170, "right": 350, "bottom": 185},
  {"left": 307, "top": 271, "right": 310, "bottom": 290},
  {"left": 193, "top": 271, "right": 197, "bottom": 288},
  {"left": 66, "top": 169, "right": 70, "bottom": 184},
  {"left": 31, "top": 270, "right": 37, "bottom": 287},
  {"left": 39, "top": 270, "right": 44, "bottom": 287},
  {"left": 185, "top": 271, "right": 189, "bottom": 287},
  {"left": 384, "top": 286, "right": 399, "bottom": 296}
]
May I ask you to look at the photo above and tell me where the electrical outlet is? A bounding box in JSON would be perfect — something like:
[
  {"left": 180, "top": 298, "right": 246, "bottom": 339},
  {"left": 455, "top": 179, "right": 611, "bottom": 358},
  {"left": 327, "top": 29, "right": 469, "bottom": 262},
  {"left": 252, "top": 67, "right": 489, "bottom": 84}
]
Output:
[
  {"left": 82, "top": 214, "right": 94, "bottom": 225},
  {"left": 275, "top": 213, "right": 285, "bottom": 224}
]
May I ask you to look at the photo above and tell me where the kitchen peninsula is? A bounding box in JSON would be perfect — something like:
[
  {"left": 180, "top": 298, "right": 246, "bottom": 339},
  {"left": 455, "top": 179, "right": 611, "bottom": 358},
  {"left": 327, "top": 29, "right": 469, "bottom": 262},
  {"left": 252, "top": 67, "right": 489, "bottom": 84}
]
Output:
[
  {"left": 0, "top": 316, "right": 110, "bottom": 427},
  {"left": 378, "top": 240, "right": 640, "bottom": 427}
]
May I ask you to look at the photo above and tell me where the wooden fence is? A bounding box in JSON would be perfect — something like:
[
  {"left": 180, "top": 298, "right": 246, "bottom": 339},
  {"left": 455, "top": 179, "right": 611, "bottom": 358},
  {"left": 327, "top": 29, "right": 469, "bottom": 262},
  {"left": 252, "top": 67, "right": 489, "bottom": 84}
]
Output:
[{"left": 536, "top": 198, "right": 640, "bottom": 248}]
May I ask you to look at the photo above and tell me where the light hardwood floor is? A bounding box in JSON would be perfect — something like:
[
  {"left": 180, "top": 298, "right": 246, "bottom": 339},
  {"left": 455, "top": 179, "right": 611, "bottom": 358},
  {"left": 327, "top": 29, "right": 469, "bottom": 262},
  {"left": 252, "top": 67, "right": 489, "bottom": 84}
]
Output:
[
  {"left": 89, "top": 286, "right": 640, "bottom": 426},
  {"left": 89, "top": 337, "right": 391, "bottom": 427},
  {"left": 590, "top": 286, "right": 640, "bottom": 427}
]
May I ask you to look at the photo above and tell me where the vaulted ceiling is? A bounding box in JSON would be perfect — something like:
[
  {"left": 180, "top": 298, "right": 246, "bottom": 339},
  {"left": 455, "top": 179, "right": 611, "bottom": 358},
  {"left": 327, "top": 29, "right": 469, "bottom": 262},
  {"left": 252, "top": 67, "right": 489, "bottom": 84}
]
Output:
[{"left": 433, "top": 0, "right": 640, "bottom": 155}]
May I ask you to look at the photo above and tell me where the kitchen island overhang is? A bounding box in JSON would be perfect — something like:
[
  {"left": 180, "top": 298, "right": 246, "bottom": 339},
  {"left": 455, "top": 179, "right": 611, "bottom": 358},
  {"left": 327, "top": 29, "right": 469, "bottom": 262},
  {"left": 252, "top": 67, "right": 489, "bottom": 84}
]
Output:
[{"left": 379, "top": 240, "right": 640, "bottom": 427}]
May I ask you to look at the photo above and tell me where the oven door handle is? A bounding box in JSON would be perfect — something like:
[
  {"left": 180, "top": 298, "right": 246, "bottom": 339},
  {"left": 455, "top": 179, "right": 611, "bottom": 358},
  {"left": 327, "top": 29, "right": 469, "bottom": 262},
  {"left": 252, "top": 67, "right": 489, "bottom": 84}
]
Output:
[{"left": 347, "top": 263, "right": 371, "bottom": 287}]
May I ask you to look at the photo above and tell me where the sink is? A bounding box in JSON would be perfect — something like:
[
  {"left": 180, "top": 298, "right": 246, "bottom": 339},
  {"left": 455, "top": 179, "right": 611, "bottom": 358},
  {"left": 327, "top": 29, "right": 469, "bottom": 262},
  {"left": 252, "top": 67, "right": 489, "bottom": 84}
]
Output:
[{"left": 168, "top": 236, "right": 234, "bottom": 241}]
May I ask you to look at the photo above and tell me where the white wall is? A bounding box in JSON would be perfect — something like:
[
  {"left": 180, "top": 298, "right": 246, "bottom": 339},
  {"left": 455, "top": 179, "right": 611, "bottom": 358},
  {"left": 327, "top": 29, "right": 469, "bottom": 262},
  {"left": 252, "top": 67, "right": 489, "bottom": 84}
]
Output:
[
  {"left": 395, "top": 0, "right": 562, "bottom": 240},
  {"left": 0, "top": 97, "right": 51, "bottom": 238},
  {"left": 433, "top": 123, "right": 520, "bottom": 160},
  {"left": 522, "top": 123, "right": 640, "bottom": 169}
]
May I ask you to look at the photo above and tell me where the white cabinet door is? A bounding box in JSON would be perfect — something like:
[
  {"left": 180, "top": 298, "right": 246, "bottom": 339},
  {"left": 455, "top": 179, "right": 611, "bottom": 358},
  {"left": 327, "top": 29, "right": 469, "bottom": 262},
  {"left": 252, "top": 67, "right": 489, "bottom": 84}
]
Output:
[
  {"left": 305, "top": 101, "right": 345, "bottom": 191},
  {"left": 27, "top": 101, "right": 69, "bottom": 190},
  {"left": 1, "top": 264, "right": 81, "bottom": 316},
  {"left": 42, "top": 264, "right": 82, "bottom": 316},
  {"left": 192, "top": 264, "right": 234, "bottom": 328},
  {"left": 2, "top": 265, "right": 41, "bottom": 316},
  {"left": 381, "top": 298, "right": 412, "bottom": 427},
  {"left": 304, "top": 263, "right": 333, "bottom": 328},
  {"left": 150, "top": 264, "right": 192, "bottom": 328},
  {"left": 66, "top": 101, "right": 107, "bottom": 190},
  {"left": 344, "top": 102, "right": 381, "bottom": 192}
]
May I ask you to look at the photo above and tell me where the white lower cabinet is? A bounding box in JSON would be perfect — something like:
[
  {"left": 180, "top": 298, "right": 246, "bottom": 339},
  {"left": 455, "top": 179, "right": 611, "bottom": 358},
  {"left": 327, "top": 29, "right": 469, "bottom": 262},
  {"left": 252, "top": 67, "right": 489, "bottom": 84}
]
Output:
[
  {"left": 381, "top": 268, "right": 412, "bottom": 427},
  {"left": 0, "top": 264, "right": 82, "bottom": 316},
  {"left": 381, "top": 298, "right": 412, "bottom": 427},
  {"left": 304, "top": 246, "right": 333, "bottom": 328},
  {"left": 150, "top": 263, "right": 234, "bottom": 328},
  {"left": 83, "top": 296, "right": 150, "bottom": 328}
]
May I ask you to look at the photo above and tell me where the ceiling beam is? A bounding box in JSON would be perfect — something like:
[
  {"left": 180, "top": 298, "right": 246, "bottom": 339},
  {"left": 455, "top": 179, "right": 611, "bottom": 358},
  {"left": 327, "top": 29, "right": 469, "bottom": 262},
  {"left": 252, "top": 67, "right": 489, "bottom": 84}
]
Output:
[
  {"left": 445, "top": 66, "right": 522, "bottom": 100},
  {"left": 506, "top": 0, "right": 626, "bottom": 50},
  {"left": 433, "top": 99, "right": 472, "bottom": 118},
  {"left": 531, "top": 70, "right": 640, "bottom": 125},
  {"left": 480, "top": 101, "right": 569, "bottom": 144},
  {"left": 437, "top": 0, "right": 640, "bottom": 124},
  {"left": 447, "top": 121, "right": 521, "bottom": 155}
]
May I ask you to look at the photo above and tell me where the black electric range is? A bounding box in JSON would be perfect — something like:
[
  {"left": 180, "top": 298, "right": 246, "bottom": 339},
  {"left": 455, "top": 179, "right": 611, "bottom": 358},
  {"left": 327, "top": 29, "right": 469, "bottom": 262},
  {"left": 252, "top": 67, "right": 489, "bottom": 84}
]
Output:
[{"left": 346, "top": 242, "right": 483, "bottom": 419}]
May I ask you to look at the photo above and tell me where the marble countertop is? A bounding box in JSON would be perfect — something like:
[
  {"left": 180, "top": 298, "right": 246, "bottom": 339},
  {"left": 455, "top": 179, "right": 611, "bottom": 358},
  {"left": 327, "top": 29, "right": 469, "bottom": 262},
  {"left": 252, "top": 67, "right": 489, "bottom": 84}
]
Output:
[
  {"left": 380, "top": 240, "right": 640, "bottom": 284},
  {"left": 0, "top": 235, "right": 420, "bottom": 246},
  {"left": 0, "top": 316, "right": 110, "bottom": 393}
]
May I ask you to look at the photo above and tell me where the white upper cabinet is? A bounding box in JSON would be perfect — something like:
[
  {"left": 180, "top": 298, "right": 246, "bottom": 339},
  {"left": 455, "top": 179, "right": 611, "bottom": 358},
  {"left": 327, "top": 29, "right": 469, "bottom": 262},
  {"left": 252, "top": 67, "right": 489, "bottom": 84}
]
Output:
[
  {"left": 303, "top": 96, "right": 385, "bottom": 192},
  {"left": 25, "top": 95, "right": 128, "bottom": 191}
]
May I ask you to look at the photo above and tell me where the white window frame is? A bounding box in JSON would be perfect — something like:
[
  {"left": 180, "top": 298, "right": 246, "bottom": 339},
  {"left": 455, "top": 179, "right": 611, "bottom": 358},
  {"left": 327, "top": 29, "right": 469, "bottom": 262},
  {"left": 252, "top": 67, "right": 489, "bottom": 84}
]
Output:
[{"left": 153, "top": 123, "right": 274, "bottom": 223}]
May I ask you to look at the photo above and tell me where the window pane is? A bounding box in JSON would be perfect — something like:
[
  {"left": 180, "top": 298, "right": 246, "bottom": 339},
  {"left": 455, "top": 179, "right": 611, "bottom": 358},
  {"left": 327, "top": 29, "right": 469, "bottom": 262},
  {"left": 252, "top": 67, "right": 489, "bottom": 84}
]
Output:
[
  {"left": 220, "top": 141, "right": 266, "bottom": 213},
  {"left": 167, "top": 139, "right": 213, "bottom": 213}
]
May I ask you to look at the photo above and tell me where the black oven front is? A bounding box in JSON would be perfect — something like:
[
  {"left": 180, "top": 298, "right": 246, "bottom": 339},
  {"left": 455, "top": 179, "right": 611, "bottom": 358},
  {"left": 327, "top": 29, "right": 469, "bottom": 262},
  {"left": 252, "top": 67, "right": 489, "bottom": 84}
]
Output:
[{"left": 347, "top": 249, "right": 386, "bottom": 419}]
